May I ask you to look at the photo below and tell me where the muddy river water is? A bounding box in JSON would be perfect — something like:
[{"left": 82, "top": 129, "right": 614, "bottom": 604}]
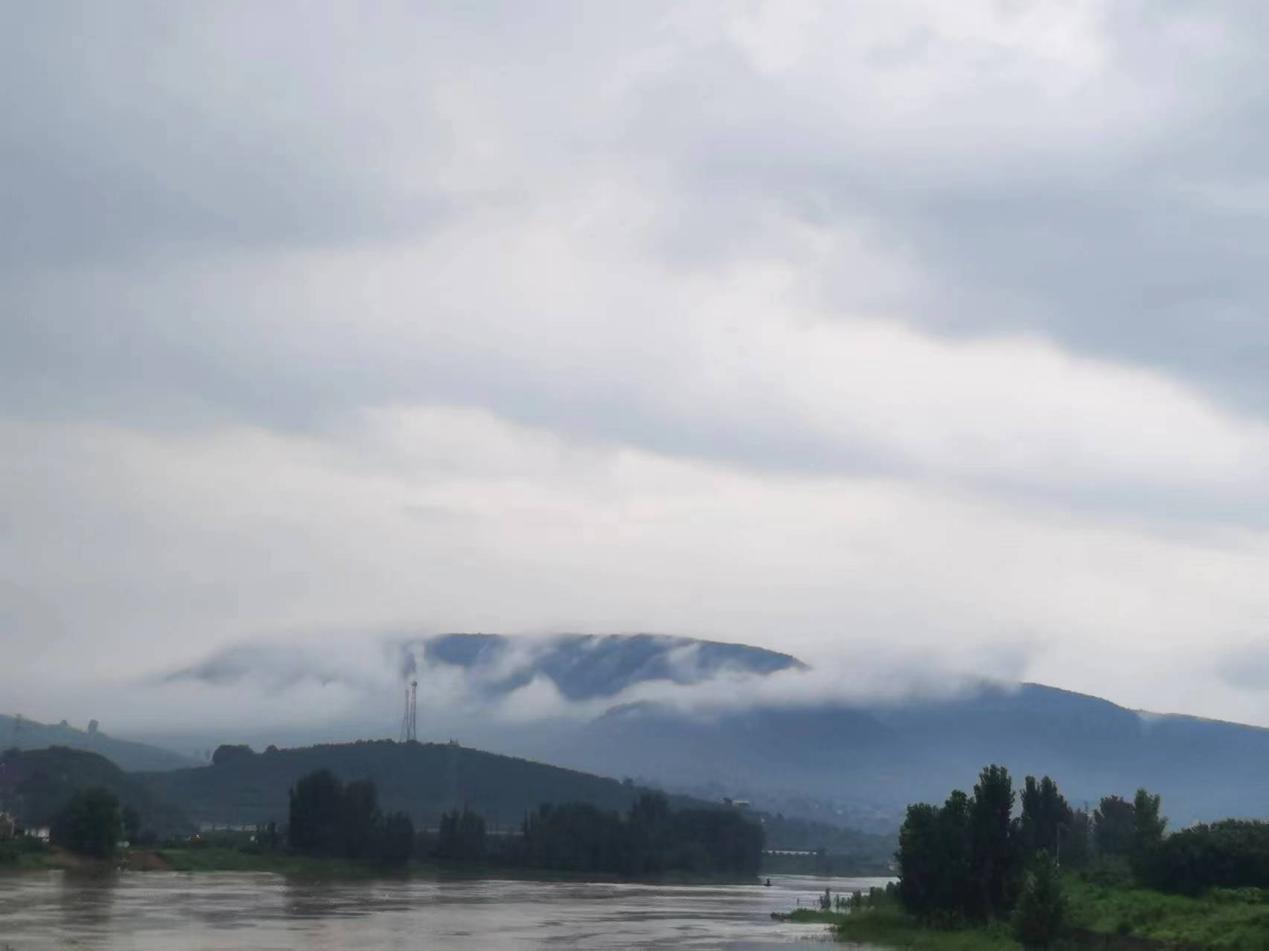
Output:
[{"left": 0, "top": 871, "right": 893, "bottom": 950}]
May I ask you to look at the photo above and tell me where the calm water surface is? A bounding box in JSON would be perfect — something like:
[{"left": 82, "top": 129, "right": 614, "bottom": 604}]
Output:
[{"left": 0, "top": 872, "right": 892, "bottom": 950}]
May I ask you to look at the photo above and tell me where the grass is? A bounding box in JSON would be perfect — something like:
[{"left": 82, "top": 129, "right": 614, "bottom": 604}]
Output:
[
  {"left": 799, "top": 875, "right": 1269, "bottom": 950},
  {"left": 1065, "top": 877, "right": 1269, "bottom": 949},
  {"left": 0, "top": 843, "right": 81, "bottom": 873},
  {"left": 830, "top": 901, "right": 1018, "bottom": 950}
]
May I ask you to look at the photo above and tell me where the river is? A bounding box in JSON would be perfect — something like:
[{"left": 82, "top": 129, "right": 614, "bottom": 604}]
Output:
[{"left": 0, "top": 872, "right": 891, "bottom": 949}]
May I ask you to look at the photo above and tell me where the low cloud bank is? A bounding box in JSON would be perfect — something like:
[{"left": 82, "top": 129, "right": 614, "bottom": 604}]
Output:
[{"left": 146, "top": 630, "right": 1028, "bottom": 740}]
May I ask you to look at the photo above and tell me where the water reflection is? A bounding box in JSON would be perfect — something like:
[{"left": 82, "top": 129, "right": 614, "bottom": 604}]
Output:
[
  {"left": 56, "top": 869, "right": 117, "bottom": 936},
  {"left": 0, "top": 872, "right": 892, "bottom": 950}
]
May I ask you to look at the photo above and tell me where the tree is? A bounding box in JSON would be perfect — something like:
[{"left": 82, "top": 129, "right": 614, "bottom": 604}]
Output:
[
  {"left": 1013, "top": 852, "right": 1067, "bottom": 948},
  {"left": 896, "top": 790, "right": 972, "bottom": 922},
  {"left": 436, "top": 807, "right": 486, "bottom": 862},
  {"left": 970, "top": 764, "right": 1017, "bottom": 919},
  {"left": 897, "top": 802, "right": 942, "bottom": 917},
  {"left": 122, "top": 805, "right": 141, "bottom": 844},
  {"left": 1144, "top": 819, "right": 1269, "bottom": 894},
  {"left": 341, "top": 779, "right": 380, "bottom": 859},
  {"left": 1061, "top": 809, "right": 1092, "bottom": 870},
  {"left": 211, "top": 744, "right": 255, "bottom": 767},
  {"left": 377, "top": 812, "right": 414, "bottom": 867},
  {"left": 1093, "top": 795, "right": 1135, "bottom": 857},
  {"left": 1132, "top": 789, "right": 1166, "bottom": 855},
  {"left": 1131, "top": 788, "right": 1166, "bottom": 876},
  {"left": 51, "top": 787, "right": 121, "bottom": 858},
  {"left": 1019, "top": 776, "right": 1072, "bottom": 859},
  {"left": 288, "top": 769, "right": 345, "bottom": 856}
]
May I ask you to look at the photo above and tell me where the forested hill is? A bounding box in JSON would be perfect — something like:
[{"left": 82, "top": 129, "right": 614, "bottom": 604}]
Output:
[
  {"left": 137, "top": 739, "right": 708, "bottom": 830},
  {"left": 0, "top": 746, "right": 191, "bottom": 835},
  {"left": 0, "top": 713, "right": 194, "bottom": 772}
]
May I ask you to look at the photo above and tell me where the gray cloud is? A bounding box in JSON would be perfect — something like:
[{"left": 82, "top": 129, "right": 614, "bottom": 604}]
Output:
[{"left": 7, "top": 2, "right": 1269, "bottom": 733}]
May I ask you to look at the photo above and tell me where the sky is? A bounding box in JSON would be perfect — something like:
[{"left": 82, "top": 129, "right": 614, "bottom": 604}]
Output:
[{"left": 5, "top": 1, "right": 1269, "bottom": 735}]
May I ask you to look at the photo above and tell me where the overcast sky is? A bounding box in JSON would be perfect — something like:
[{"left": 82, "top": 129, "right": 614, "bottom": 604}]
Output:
[{"left": 6, "top": 1, "right": 1269, "bottom": 734}]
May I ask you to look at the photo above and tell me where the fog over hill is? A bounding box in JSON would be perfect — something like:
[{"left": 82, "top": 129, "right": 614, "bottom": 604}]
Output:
[{"left": 111, "top": 632, "right": 1269, "bottom": 833}]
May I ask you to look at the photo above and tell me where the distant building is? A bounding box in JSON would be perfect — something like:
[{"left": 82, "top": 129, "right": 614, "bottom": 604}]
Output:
[{"left": 25, "top": 826, "right": 50, "bottom": 842}]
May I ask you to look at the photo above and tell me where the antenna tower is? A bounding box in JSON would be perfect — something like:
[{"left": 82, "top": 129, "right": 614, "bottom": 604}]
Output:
[{"left": 399, "top": 679, "right": 418, "bottom": 742}]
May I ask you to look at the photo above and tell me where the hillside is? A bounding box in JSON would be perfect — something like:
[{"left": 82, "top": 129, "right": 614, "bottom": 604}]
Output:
[
  {"left": 546, "top": 683, "right": 1269, "bottom": 831},
  {"left": 136, "top": 739, "right": 719, "bottom": 830},
  {"left": 0, "top": 746, "right": 191, "bottom": 835},
  {"left": 0, "top": 713, "right": 194, "bottom": 772}
]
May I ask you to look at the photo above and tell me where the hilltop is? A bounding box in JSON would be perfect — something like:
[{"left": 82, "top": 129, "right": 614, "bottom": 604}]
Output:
[{"left": 0, "top": 713, "right": 194, "bottom": 772}]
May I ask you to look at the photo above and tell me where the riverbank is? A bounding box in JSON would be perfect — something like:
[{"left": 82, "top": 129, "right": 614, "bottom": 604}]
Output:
[{"left": 789, "top": 877, "right": 1269, "bottom": 949}]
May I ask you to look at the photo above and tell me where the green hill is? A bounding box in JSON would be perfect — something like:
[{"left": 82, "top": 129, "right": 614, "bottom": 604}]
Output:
[
  {"left": 137, "top": 739, "right": 705, "bottom": 830},
  {"left": 0, "top": 746, "right": 191, "bottom": 835},
  {"left": 2, "top": 740, "right": 887, "bottom": 868},
  {"left": 0, "top": 713, "right": 194, "bottom": 772}
]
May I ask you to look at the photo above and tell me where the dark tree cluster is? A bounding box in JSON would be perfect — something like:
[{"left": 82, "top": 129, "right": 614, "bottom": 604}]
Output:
[
  {"left": 897, "top": 766, "right": 1029, "bottom": 925},
  {"left": 896, "top": 766, "right": 1180, "bottom": 946},
  {"left": 1143, "top": 820, "right": 1269, "bottom": 895},
  {"left": 51, "top": 787, "right": 122, "bottom": 858},
  {"left": 287, "top": 769, "right": 414, "bottom": 866},
  {"left": 286, "top": 771, "right": 760, "bottom": 878},
  {"left": 507, "top": 792, "right": 762, "bottom": 878},
  {"left": 433, "top": 806, "right": 487, "bottom": 862}
]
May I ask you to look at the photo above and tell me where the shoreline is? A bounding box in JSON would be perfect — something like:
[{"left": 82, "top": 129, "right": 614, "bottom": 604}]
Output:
[
  {"left": 779, "top": 876, "right": 1269, "bottom": 950},
  {"left": 2, "top": 845, "right": 769, "bottom": 886}
]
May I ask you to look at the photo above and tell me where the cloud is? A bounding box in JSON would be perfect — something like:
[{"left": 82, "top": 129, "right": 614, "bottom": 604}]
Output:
[
  {"left": 1216, "top": 646, "right": 1269, "bottom": 693},
  {"left": 7, "top": 1, "right": 1269, "bottom": 735},
  {"left": 153, "top": 630, "right": 1015, "bottom": 739}
]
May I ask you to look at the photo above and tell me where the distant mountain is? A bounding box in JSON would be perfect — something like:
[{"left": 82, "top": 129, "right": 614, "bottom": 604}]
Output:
[
  {"left": 403, "top": 635, "right": 1269, "bottom": 830},
  {"left": 541, "top": 683, "right": 1269, "bottom": 831},
  {"left": 158, "top": 632, "right": 1269, "bottom": 832},
  {"left": 417, "top": 632, "right": 803, "bottom": 700},
  {"left": 0, "top": 713, "right": 196, "bottom": 772},
  {"left": 0, "top": 746, "right": 191, "bottom": 835}
]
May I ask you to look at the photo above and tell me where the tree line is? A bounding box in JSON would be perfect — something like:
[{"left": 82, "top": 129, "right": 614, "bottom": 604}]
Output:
[
  {"left": 19, "top": 766, "right": 762, "bottom": 880},
  {"left": 897, "top": 764, "right": 1269, "bottom": 946},
  {"left": 288, "top": 768, "right": 762, "bottom": 877}
]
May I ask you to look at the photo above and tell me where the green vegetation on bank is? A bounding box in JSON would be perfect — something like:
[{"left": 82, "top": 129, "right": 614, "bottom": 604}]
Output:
[
  {"left": 0, "top": 835, "right": 56, "bottom": 871},
  {"left": 807, "top": 764, "right": 1269, "bottom": 949},
  {"left": 809, "top": 877, "right": 1269, "bottom": 950},
  {"left": 1064, "top": 876, "right": 1269, "bottom": 948}
]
